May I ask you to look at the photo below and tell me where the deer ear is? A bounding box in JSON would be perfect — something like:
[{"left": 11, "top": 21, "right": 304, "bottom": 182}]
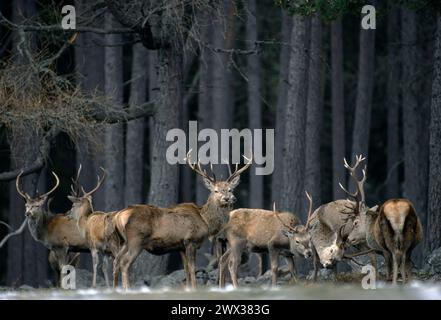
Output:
[
  {"left": 203, "top": 177, "right": 214, "bottom": 191},
  {"left": 67, "top": 195, "right": 76, "bottom": 203},
  {"left": 229, "top": 176, "right": 240, "bottom": 189}
]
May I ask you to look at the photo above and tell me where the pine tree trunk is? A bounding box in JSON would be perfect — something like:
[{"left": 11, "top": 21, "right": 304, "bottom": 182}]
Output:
[
  {"left": 211, "top": 0, "right": 236, "bottom": 180},
  {"left": 103, "top": 13, "right": 124, "bottom": 211},
  {"left": 144, "top": 44, "right": 182, "bottom": 276},
  {"left": 246, "top": 0, "right": 263, "bottom": 209},
  {"left": 425, "top": 14, "right": 441, "bottom": 254},
  {"left": 350, "top": 15, "right": 376, "bottom": 167},
  {"left": 7, "top": 0, "right": 48, "bottom": 287},
  {"left": 196, "top": 11, "right": 213, "bottom": 206},
  {"left": 331, "top": 18, "right": 346, "bottom": 200},
  {"left": 402, "top": 8, "right": 427, "bottom": 227},
  {"left": 280, "top": 15, "right": 310, "bottom": 213},
  {"left": 305, "top": 15, "right": 323, "bottom": 210},
  {"left": 125, "top": 43, "right": 149, "bottom": 206},
  {"left": 272, "top": 12, "right": 292, "bottom": 205},
  {"left": 386, "top": 5, "right": 401, "bottom": 199}
]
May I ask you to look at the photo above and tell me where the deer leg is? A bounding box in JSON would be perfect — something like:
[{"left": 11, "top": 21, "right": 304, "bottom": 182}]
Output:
[
  {"left": 392, "top": 252, "right": 399, "bottom": 285},
  {"left": 218, "top": 248, "right": 231, "bottom": 288},
  {"left": 121, "top": 244, "right": 142, "bottom": 290},
  {"left": 185, "top": 242, "right": 197, "bottom": 289},
  {"left": 91, "top": 248, "right": 100, "bottom": 288},
  {"left": 180, "top": 250, "right": 190, "bottom": 288},
  {"left": 48, "top": 250, "right": 61, "bottom": 287},
  {"left": 312, "top": 246, "right": 319, "bottom": 282},
  {"left": 228, "top": 241, "right": 244, "bottom": 288},
  {"left": 113, "top": 244, "right": 128, "bottom": 288},
  {"left": 368, "top": 252, "right": 378, "bottom": 280},
  {"left": 400, "top": 252, "right": 407, "bottom": 284},
  {"left": 268, "top": 247, "right": 280, "bottom": 286},
  {"left": 285, "top": 255, "right": 297, "bottom": 283},
  {"left": 256, "top": 253, "right": 264, "bottom": 277},
  {"left": 383, "top": 250, "right": 392, "bottom": 281},
  {"left": 405, "top": 251, "right": 413, "bottom": 282},
  {"left": 102, "top": 255, "right": 111, "bottom": 288}
]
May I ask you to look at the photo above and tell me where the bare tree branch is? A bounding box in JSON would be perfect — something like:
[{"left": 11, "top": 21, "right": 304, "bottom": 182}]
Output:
[
  {"left": 0, "top": 218, "right": 28, "bottom": 249},
  {"left": 0, "top": 128, "right": 58, "bottom": 181}
]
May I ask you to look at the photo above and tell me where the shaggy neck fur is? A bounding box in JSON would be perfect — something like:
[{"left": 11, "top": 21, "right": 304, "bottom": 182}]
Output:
[
  {"left": 200, "top": 196, "right": 231, "bottom": 236},
  {"left": 27, "top": 211, "right": 49, "bottom": 245}
]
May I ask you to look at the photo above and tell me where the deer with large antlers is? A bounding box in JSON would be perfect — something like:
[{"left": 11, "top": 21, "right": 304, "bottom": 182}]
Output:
[
  {"left": 341, "top": 157, "right": 423, "bottom": 284},
  {"left": 67, "top": 167, "right": 121, "bottom": 287},
  {"left": 112, "top": 151, "right": 252, "bottom": 289},
  {"left": 307, "top": 155, "right": 378, "bottom": 280},
  {"left": 15, "top": 171, "right": 87, "bottom": 285},
  {"left": 218, "top": 192, "right": 313, "bottom": 287}
]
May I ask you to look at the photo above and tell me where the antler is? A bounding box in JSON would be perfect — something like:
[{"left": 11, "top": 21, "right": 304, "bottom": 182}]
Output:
[
  {"left": 304, "top": 191, "right": 314, "bottom": 229},
  {"left": 185, "top": 150, "right": 216, "bottom": 183},
  {"left": 16, "top": 171, "right": 30, "bottom": 200},
  {"left": 273, "top": 202, "right": 297, "bottom": 233},
  {"left": 82, "top": 167, "right": 106, "bottom": 197},
  {"left": 70, "top": 164, "right": 82, "bottom": 197},
  {"left": 39, "top": 172, "right": 60, "bottom": 199},
  {"left": 226, "top": 154, "right": 253, "bottom": 182},
  {"left": 338, "top": 154, "right": 367, "bottom": 216}
]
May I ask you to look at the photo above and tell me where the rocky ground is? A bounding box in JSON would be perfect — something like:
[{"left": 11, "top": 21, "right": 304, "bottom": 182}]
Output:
[{"left": 2, "top": 248, "right": 441, "bottom": 291}]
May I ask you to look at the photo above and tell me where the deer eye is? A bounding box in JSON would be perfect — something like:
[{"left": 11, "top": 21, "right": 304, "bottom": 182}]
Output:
[{"left": 214, "top": 190, "right": 219, "bottom": 193}]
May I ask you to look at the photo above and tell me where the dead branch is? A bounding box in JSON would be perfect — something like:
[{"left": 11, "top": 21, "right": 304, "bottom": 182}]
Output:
[{"left": 0, "top": 218, "right": 28, "bottom": 249}]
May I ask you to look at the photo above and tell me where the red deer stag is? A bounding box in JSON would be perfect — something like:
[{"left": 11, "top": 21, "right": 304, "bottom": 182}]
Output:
[
  {"left": 15, "top": 171, "right": 87, "bottom": 285},
  {"left": 112, "top": 151, "right": 252, "bottom": 289},
  {"left": 218, "top": 192, "right": 313, "bottom": 287},
  {"left": 67, "top": 168, "right": 121, "bottom": 287}
]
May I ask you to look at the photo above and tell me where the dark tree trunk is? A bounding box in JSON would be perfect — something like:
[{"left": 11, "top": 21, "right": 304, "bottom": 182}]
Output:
[
  {"left": 144, "top": 45, "right": 182, "bottom": 276},
  {"left": 304, "top": 15, "right": 323, "bottom": 210},
  {"left": 425, "top": 14, "right": 441, "bottom": 254},
  {"left": 272, "top": 11, "right": 292, "bottom": 205},
  {"left": 350, "top": 13, "right": 376, "bottom": 168},
  {"left": 196, "top": 11, "right": 213, "bottom": 206},
  {"left": 331, "top": 18, "right": 346, "bottom": 200},
  {"left": 104, "top": 12, "right": 124, "bottom": 211},
  {"left": 401, "top": 8, "right": 427, "bottom": 231},
  {"left": 7, "top": 0, "right": 48, "bottom": 287},
  {"left": 125, "top": 43, "right": 149, "bottom": 206},
  {"left": 246, "top": 0, "right": 263, "bottom": 209},
  {"left": 280, "top": 15, "right": 310, "bottom": 213},
  {"left": 211, "top": 0, "right": 236, "bottom": 180},
  {"left": 386, "top": 5, "right": 401, "bottom": 199}
]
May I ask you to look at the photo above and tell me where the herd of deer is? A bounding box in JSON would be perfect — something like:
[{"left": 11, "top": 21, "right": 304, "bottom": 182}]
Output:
[{"left": 14, "top": 152, "right": 423, "bottom": 290}]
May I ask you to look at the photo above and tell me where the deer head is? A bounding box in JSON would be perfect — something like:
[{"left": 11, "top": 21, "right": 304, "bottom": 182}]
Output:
[
  {"left": 338, "top": 155, "right": 378, "bottom": 245},
  {"left": 319, "top": 224, "right": 348, "bottom": 268},
  {"left": 274, "top": 191, "right": 313, "bottom": 259},
  {"left": 185, "top": 150, "right": 252, "bottom": 207},
  {"left": 16, "top": 171, "right": 60, "bottom": 219},
  {"left": 67, "top": 166, "right": 106, "bottom": 220}
]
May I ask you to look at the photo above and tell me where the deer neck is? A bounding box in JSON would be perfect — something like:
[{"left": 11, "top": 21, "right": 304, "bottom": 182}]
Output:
[
  {"left": 365, "top": 214, "right": 380, "bottom": 250},
  {"left": 27, "top": 211, "right": 50, "bottom": 244},
  {"left": 76, "top": 202, "right": 93, "bottom": 236},
  {"left": 200, "top": 197, "right": 231, "bottom": 236}
]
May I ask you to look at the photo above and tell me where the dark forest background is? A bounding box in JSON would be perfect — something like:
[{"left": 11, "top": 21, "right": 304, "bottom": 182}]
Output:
[{"left": 0, "top": 0, "right": 440, "bottom": 287}]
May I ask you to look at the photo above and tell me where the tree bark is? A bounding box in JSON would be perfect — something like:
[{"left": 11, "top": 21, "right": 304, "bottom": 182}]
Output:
[
  {"left": 103, "top": 12, "right": 124, "bottom": 211},
  {"left": 246, "top": 0, "right": 263, "bottom": 209},
  {"left": 280, "top": 15, "right": 310, "bottom": 213},
  {"left": 211, "top": 0, "right": 236, "bottom": 180},
  {"left": 426, "top": 14, "right": 441, "bottom": 253},
  {"left": 386, "top": 5, "right": 401, "bottom": 199},
  {"left": 125, "top": 43, "right": 149, "bottom": 206},
  {"left": 331, "top": 18, "right": 347, "bottom": 200},
  {"left": 401, "top": 8, "right": 427, "bottom": 228},
  {"left": 304, "top": 15, "right": 323, "bottom": 210},
  {"left": 7, "top": 0, "right": 48, "bottom": 287},
  {"left": 350, "top": 11, "right": 376, "bottom": 169},
  {"left": 271, "top": 11, "right": 292, "bottom": 205},
  {"left": 144, "top": 45, "right": 182, "bottom": 276},
  {"left": 196, "top": 11, "right": 213, "bottom": 206}
]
